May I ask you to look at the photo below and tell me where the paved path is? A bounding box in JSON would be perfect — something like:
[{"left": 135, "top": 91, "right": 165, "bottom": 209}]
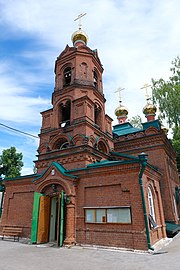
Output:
[{"left": 0, "top": 234, "right": 180, "bottom": 270}]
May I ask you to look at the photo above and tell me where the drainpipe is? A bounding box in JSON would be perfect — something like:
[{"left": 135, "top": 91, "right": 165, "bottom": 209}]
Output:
[
  {"left": 60, "top": 190, "right": 65, "bottom": 247},
  {"left": 0, "top": 191, "right": 5, "bottom": 218},
  {"left": 0, "top": 177, "right": 5, "bottom": 218},
  {"left": 138, "top": 153, "right": 154, "bottom": 251}
]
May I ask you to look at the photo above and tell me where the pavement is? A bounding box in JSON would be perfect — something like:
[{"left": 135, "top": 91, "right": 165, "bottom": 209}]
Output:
[{"left": 0, "top": 233, "right": 180, "bottom": 270}]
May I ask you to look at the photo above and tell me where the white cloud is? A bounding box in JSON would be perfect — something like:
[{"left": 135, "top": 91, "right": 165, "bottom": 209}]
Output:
[{"left": 0, "top": 0, "right": 179, "bottom": 170}]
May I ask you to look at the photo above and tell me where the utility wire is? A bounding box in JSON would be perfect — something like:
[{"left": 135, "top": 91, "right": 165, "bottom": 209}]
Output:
[{"left": 0, "top": 123, "right": 39, "bottom": 139}]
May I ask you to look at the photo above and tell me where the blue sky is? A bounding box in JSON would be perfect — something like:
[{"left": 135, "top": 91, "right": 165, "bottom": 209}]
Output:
[{"left": 0, "top": 0, "right": 179, "bottom": 175}]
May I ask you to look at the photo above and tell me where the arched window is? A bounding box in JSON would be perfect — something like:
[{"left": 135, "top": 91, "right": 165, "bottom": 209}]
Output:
[
  {"left": 94, "top": 104, "right": 101, "bottom": 128},
  {"left": 54, "top": 138, "right": 69, "bottom": 150},
  {"left": 98, "top": 141, "right": 107, "bottom": 154},
  {"left": 60, "top": 101, "right": 71, "bottom": 127},
  {"left": 63, "top": 67, "right": 71, "bottom": 86},
  {"left": 148, "top": 186, "right": 157, "bottom": 229},
  {"left": 93, "top": 70, "right": 98, "bottom": 89}
]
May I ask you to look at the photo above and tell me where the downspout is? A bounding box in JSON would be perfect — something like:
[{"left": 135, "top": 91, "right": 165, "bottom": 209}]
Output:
[
  {"left": 0, "top": 191, "right": 5, "bottom": 218},
  {"left": 60, "top": 190, "right": 65, "bottom": 247},
  {"left": 138, "top": 153, "right": 154, "bottom": 251},
  {"left": 0, "top": 178, "right": 5, "bottom": 218}
]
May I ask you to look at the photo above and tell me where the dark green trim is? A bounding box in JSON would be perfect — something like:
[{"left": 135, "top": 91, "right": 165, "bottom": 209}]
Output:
[
  {"left": 67, "top": 159, "right": 140, "bottom": 174},
  {"left": 87, "top": 159, "right": 138, "bottom": 169},
  {"left": 59, "top": 190, "right": 65, "bottom": 247},
  {"left": 33, "top": 162, "right": 78, "bottom": 182},
  {"left": 3, "top": 173, "right": 40, "bottom": 182},
  {"left": 138, "top": 153, "right": 154, "bottom": 251},
  {"left": 110, "top": 151, "right": 139, "bottom": 160}
]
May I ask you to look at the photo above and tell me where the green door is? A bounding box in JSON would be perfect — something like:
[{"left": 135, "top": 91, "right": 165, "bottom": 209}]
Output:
[{"left": 31, "top": 192, "right": 43, "bottom": 244}]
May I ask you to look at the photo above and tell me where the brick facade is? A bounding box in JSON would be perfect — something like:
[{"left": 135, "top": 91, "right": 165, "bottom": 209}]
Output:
[{"left": 0, "top": 29, "right": 179, "bottom": 250}]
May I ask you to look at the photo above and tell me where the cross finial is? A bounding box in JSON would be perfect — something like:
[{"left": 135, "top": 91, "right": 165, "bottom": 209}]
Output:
[
  {"left": 140, "top": 83, "right": 151, "bottom": 102},
  {"left": 74, "top": 13, "right": 87, "bottom": 30},
  {"left": 115, "top": 87, "right": 125, "bottom": 104}
]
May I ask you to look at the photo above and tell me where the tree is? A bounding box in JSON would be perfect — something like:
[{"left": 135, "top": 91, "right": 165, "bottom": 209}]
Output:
[
  {"left": 152, "top": 56, "right": 180, "bottom": 129},
  {"left": 172, "top": 127, "right": 180, "bottom": 174},
  {"left": 0, "top": 147, "right": 23, "bottom": 178},
  {"left": 152, "top": 56, "right": 180, "bottom": 173},
  {"left": 128, "top": 115, "right": 142, "bottom": 129}
]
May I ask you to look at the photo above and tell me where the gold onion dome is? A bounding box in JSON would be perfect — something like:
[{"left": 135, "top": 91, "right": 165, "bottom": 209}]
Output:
[
  {"left": 115, "top": 103, "right": 129, "bottom": 117},
  {"left": 71, "top": 29, "right": 88, "bottom": 46},
  {"left": 143, "top": 103, "right": 157, "bottom": 115}
]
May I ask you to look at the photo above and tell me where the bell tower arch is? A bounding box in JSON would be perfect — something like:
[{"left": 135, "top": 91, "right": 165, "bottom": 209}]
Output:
[{"left": 36, "top": 21, "right": 113, "bottom": 172}]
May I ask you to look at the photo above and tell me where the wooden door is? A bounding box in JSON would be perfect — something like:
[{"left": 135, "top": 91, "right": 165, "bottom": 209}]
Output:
[{"left": 37, "top": 196, "right": 51, "bottom": 244}]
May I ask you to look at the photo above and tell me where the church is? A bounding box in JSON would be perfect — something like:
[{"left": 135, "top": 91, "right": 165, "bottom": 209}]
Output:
[{"left": 0, "top": 19, "right": 179, "bottom": 251}]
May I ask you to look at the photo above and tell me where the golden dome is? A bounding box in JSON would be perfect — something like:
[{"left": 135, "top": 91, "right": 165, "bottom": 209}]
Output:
[
  {"left": 71, "top": 29, "right": 88, "bottom": 46},
  {"left": 115, "top": 104, "right": 129, "bottom": 117},
  {"left": 143, "top": 103, "right": 157, "bottom": 115},
  {"left": 161, "top": 126, "right": 169, "bottom": 135}
]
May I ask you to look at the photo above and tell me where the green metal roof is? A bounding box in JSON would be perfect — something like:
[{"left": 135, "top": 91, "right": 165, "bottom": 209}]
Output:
[
  {"left": 113, "top": 122, "right": 141, "bottom": 136},
  {"left": 166, "top": 222, "right": 180, "bottom": 235},
  {"left": 33, "top": 161, "right": 78, "bottom": 182},
  {"left": 3, "top": 173, "right": 40, "bottom": 182},
  {"left": 86, "top": 159, "right": 138, "bottom": 169},
  {"left": 113, "top": 120, "right": 161, "bottom": 137}
]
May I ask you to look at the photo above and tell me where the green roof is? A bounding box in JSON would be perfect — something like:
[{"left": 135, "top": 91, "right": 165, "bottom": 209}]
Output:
[
  {"left": 34, "top": 162, "right": 78, "bottom": 182},
  {"left": 3, "top": 173, "right": 40, "bottom": 182},
  {"left": 166, "top": 222, "right": 180, "bottom": 235},
  {"left": 86, "top": 159, "right": 138, "bottom": 169},
  {"left": 113, "top": 120, "right": 161, "bottom": 137},
  {"left": 113, "top": 122, "right": 141, "bottom": 136}
]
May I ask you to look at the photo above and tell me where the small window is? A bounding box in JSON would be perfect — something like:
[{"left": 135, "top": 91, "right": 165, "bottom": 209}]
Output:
[
  {"left": 60, "top": 101, "right": 71, "bottom": 127},
  {"left": 93, "top": 71, "right": 98, "bottom": 88},
  {"left": 63, "top": 67, "right": 71, "bottom": 86},
  {"left": 86, "top": 209, "right": 95, "bottom": 223},
  {"left": 85, "top": 207, "right": 131, "bottom": 224},
  {"left": 148, "top": 186, "right": 157, "bottom": 229},
  {"left": 147, "top": 187, "right": 156, "bottom": 221},
  {"left": 98, "top": 141, "right": 107, "bottom": 154},
  {"left": 94, "top": 104, "right": 101, "bottom": 128}
]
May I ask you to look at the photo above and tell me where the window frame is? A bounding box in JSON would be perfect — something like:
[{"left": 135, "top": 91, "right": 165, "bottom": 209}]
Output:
[
  {"left": 63, "top": 67, "right": 72, "bottom": 86},
  {"left": 147, "top": 186, "right": 156, "bottom": 222},
  {"left": 84, "top": 206, "right": 132, "bottom": 224}
]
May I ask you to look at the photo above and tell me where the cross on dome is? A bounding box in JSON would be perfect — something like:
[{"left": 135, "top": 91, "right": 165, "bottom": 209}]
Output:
[
  {"left": 74, "top": 13, "right": 87, "bottom": 30},
  {"left": 115, "top": 87, "right": 125, "bottom": 104},
  {"left": 71, "top": 13, "right": 88, "bottom": 47},
  {"left": 140, "top": 83, "right": 151, "bottom": 103}
]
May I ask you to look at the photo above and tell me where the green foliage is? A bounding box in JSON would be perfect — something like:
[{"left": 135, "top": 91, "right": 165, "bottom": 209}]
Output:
[
  {"left": 172, "top": 127, "right": 180, "bottom": 173},
  {"left": 152, "top": 56, "right": 180, "bottom": 128},
  {"left": 152, "top": 56, "right": 180, "bottom": 173},
  {"left": 0, "top": 147, "right": 23, "bottom": 178},
  {"left": 128, "top": 115, "right": 142, "bottom": 129}
]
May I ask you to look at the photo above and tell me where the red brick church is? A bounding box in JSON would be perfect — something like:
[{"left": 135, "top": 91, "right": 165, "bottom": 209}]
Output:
[{"left": 0, "top": 22, "right": 179, "bottom": 251}]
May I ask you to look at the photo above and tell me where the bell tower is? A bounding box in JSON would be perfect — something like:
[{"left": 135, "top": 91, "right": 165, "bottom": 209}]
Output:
[{"left": 35, "top": 17, "right": 114, "bottom": 172}]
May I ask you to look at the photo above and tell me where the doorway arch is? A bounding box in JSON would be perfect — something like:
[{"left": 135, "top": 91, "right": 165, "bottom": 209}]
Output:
[{"left": 31, "top": 179, "right": 75, "bottom": 247}]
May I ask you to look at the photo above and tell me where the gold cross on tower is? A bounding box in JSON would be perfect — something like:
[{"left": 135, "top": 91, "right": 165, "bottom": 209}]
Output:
[
  {"left": 115, "top": 87, "right": 125, "bottom": 104},
  {"left": 74, "top": 13, "right": 87, "bottom": 30},
  {"left": 140, "top": 83, "right": 151, "bottom": 102}
]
